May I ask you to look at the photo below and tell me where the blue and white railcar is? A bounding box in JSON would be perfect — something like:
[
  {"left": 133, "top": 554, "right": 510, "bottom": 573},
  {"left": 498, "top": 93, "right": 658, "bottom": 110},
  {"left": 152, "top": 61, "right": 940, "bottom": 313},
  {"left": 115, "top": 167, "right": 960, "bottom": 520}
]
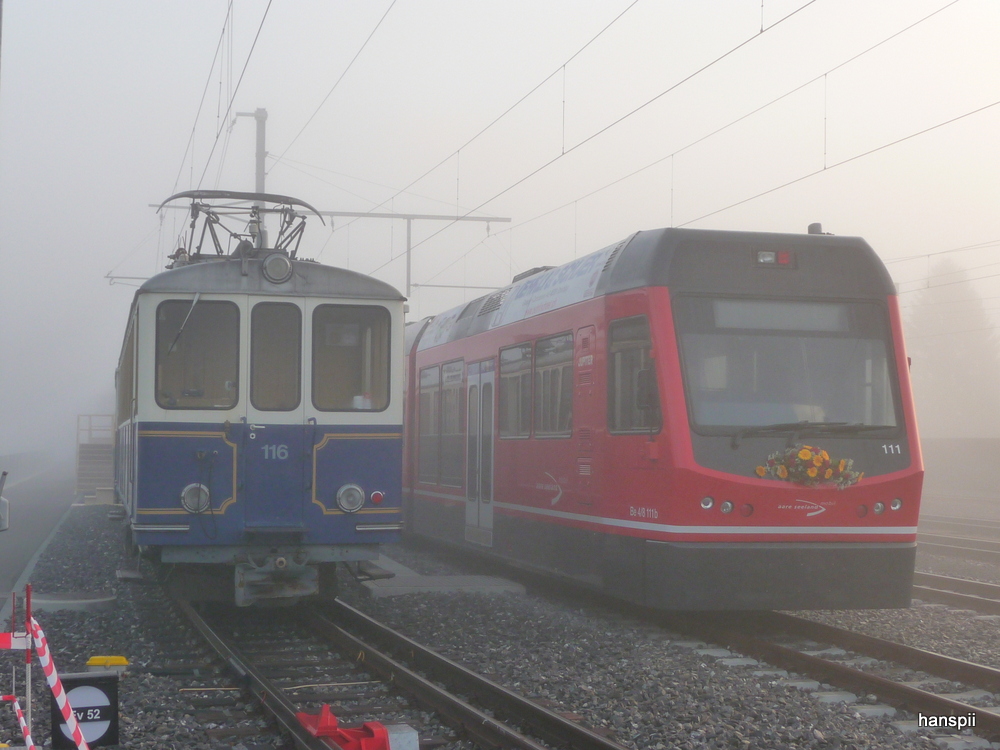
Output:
[{"left": 114, "top": 191, "right": 404, "bottom": 605}]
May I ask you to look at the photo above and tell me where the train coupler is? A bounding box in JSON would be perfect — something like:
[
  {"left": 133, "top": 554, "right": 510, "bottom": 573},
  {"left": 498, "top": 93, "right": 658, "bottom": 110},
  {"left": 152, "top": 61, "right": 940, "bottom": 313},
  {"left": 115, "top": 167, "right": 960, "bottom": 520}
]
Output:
[
  {"left": 234, "top": 556, "right": 319, "bottom": 607},
  {"left": 296, "top": 704, "right": 418, "bottom": 750}
]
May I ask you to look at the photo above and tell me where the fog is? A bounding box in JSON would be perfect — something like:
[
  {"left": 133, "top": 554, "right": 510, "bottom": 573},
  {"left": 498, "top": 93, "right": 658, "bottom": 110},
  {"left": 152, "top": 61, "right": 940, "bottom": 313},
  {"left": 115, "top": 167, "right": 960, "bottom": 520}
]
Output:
[{"left": 1, "top": 1, "right": 998, "bottom": 493}]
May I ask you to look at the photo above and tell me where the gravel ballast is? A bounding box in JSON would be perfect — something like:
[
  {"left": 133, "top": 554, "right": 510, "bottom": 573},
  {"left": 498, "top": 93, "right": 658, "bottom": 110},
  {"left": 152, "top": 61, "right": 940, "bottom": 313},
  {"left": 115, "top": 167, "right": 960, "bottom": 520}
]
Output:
[{"left": 2, "top": 503, "right": 996, "bottom": 749}]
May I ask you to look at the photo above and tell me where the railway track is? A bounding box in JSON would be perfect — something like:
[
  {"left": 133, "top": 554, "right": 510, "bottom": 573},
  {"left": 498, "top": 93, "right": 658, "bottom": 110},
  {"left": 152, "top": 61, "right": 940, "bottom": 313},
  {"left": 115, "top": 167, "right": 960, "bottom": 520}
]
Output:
[
  {"left": 173, "top": 596, "right": 631, "bottom": 750},
  {"left": 918, "top": 532, "right": 1000, "bottom": 565},
  {"left": 920, "top": 514, "right": 1000, "bottom": 541},
  {"left": 663, "top": 610, "right": 1000, "bottom": 742}
]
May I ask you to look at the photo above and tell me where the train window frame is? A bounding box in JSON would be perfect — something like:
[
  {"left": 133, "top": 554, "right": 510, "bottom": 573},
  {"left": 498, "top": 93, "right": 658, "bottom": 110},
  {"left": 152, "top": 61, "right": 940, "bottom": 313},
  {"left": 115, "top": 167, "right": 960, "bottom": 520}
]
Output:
[
  {"left": 311, "top": 304, "right": 391, "bottom": 413},
  {"left": 498, "top": 342, "right": 532, "bottom": 439},
  {"left": 607, "top": 315, "right": 662, "bottom": 435},
  {"left": 533, "top": 331, "right": 574, "bottom": 438},
  {"left": 671, "top": 294, "right": 905, "bottom": 435},
  {"left": 154, "top": 299, "right": 241, "bottom": 411},
  {"left": 439, "top": 360, "right": 466, "bottom": 487},
  {"left": 250, "top": 302, "right": 302, "bottom": 412},
  {"left": 417, "top": 365, "right": 441, "bottom": 484}
]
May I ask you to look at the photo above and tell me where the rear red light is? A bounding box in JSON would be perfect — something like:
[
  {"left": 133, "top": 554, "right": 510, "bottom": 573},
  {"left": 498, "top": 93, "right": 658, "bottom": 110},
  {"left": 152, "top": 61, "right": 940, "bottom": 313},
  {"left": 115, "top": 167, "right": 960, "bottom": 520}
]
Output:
[
  {"left": 370, "top": 491, "right": 384, "bottom": 504},
  {"left": 740, "top": 504, "right": 754, "bottom": 517},
  {"left": 856, "top": 504, "right": 868, "bottom": 518}
]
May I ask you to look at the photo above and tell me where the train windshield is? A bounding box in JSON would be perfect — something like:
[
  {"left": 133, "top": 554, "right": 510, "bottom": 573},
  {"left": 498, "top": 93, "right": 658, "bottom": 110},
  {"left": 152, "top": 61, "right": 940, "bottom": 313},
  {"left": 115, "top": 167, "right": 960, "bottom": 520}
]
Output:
[
  {"left": 156, "top": 300, "right": 239, "bottom": 409},
  {"left": 674, "top": 297, "right": 899, "bottom": 430},
  {"left": 312, "top": 304, "right": 391, "bottom": 411}
]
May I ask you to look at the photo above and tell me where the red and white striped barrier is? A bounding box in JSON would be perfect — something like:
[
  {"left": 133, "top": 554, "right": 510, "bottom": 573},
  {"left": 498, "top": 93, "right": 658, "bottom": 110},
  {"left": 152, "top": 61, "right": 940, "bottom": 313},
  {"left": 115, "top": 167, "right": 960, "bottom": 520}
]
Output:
[
  {"left": 0, "top": 631, "right": 29, "bottom": 649},
  {"left": 29, "top": 617, "right": 90, "bottom": 750},
  {"left": 1, "top": 694, "right": 37, "bottom": 750}
]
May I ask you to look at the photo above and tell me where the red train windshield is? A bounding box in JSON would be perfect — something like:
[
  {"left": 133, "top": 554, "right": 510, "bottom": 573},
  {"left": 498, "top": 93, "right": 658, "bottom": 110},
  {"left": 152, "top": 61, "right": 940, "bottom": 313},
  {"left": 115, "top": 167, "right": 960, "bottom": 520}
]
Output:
[{"left": 673, "top": 296, "right": 899, "bottom": 430}]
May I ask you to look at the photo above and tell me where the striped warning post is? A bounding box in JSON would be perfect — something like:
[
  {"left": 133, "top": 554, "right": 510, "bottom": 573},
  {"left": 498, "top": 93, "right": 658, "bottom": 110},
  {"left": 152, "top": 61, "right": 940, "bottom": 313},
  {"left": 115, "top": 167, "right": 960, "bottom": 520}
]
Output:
[
  {"left": 1, "top": 694, "right": 37, "bottom": 750},
  {"left": 29, "top": 617, "right": 90, "bottom": 750},
  {"left": 0, "top": 631, "right": 29, "bottom": 649}
]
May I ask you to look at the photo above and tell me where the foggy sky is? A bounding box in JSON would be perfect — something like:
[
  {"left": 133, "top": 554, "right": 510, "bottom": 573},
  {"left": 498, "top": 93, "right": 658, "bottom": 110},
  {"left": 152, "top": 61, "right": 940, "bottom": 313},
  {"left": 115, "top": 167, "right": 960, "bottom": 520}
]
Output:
[{"left": 1, "top": 0, "right": 998, "bottom": 457}]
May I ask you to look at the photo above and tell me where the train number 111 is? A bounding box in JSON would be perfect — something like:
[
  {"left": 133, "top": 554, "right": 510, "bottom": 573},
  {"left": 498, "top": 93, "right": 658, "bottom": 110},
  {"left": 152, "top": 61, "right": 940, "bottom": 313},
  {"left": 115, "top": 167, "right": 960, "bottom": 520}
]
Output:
[{"left": 881, "top": 444, "right": 901, "bottom": 454}]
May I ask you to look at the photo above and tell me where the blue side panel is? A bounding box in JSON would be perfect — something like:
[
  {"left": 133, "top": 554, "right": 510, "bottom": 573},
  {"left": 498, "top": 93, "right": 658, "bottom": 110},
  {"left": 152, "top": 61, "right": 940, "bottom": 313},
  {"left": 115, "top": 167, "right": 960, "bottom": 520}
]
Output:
[
  {"left": 309, "top": 426, "right": 404, "bottom": 542},
  {"left": 133, "top": 421, "right": 402, "bottom": 548},
  {"left": 134, "top": 423, "right": 242, "bottom": 545}
]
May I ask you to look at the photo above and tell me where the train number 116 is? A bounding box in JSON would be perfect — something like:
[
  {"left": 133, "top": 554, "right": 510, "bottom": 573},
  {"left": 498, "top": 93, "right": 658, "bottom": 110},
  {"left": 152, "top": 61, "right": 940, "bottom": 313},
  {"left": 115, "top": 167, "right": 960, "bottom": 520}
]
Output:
[{"left": 262, "top": 444, "right": 289, "bottom": 460}]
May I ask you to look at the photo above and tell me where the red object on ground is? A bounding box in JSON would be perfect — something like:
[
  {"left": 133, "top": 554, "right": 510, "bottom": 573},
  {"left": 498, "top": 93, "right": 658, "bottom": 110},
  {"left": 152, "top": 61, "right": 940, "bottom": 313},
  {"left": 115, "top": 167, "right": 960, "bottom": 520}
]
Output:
[{"left": 296, "top": 704, "right": 389, "bottom": 750}]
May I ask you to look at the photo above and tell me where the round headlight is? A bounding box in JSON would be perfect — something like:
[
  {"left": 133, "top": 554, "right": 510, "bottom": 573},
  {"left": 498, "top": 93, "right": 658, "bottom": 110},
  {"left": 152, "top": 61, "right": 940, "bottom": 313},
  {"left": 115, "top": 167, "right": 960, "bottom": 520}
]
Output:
[
  {"left": 700, "top": 497, "right": 714, "bottom": 510},
  {"left": 180, "top": 483, "right": 210, "bottom": 513},
  {"left": 890, "top": 498, "right": 903, "bottom": 511},
  {"left": 720, "top": 501, "right": 734, "bottom": 514},
  {"left": 873, "top": 501, "right": 886, "bottom": 514},
  {"left": 336, "top": 484, "right": 365, "bottom": 513},
  {"left": 857, "top": 504, "right": 868, "bottom": 518},
  {"left": 261, "top": 252, "right": 293, "bottom": 283},
  {"left": 740, "top": 503, "right": 754, "bottom": 517}
]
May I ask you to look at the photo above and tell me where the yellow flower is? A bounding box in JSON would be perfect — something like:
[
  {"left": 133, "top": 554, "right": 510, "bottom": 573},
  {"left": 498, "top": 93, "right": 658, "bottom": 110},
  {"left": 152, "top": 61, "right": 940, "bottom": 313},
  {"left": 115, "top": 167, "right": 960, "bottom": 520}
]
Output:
[
  {"left": 755, "top": 466, "right": 767, "bottom": 477},
  {"left": 838, "top": 459, "right": 846, "bottom": 472},
  {"left": 798, "top": 448, "right": 812, "bottom": 461},
  {"left": 824, "top": 468, "right": 833, "bottom": 479},
  {"left": 820, "top": 450, "right": 830, "bottom": 461},
  {"left": 807, "top": 466, "right": 818, "bottom": 478},
  {"left": 777, "top": 465, "right": 788, "bottom": 479},
  {"left": 812, "top": 455, "right": 824, "bottom": 467}
]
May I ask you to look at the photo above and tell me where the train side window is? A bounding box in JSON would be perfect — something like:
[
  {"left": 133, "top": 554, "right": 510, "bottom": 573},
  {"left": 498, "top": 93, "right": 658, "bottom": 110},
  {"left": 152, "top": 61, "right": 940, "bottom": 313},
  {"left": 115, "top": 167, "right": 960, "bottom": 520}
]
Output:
[
  {"left": 155, "top": 300, "right": 240, "bottom": 410},
  {"left": 117, "top": 321, "right": 135, "bottom": 425},
  {"left": 498, "top": 343, "right": 532, "bottom": 438},
  {"left": 439, "top": 361, "right": 465, "bottom": 486},
  {"left": 534, "top": 332, "right": 573, "bottom": 437},
  {"left": 312, "top": 305, "right": 390, "bottom": 411},
  {"left": 418, "top": 366, "right": 440, "bottom": 484},
  {"left": 251, "top": 302, "right": 302, "bottom": 411},
  {"left": 608, "top": 316, "right": 661, "bottom": 434}
]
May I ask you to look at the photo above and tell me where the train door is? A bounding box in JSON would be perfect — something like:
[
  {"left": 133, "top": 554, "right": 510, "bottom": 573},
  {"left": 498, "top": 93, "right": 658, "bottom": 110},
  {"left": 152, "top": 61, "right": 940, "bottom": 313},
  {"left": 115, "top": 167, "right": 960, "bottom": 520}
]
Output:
[
  {"left": 465, "top": 359, "right": 495, "bottom": 546},
  {"left": 242, "top": 298, "right": 306, "bottom": 529}
]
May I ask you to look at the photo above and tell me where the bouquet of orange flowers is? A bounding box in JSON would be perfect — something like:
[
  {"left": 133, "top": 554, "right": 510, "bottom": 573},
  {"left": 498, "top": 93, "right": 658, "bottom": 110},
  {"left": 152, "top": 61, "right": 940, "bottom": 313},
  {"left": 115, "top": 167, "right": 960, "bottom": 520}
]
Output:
[{"left": 755, "top": 444, "right": 863, "bottom": 489}]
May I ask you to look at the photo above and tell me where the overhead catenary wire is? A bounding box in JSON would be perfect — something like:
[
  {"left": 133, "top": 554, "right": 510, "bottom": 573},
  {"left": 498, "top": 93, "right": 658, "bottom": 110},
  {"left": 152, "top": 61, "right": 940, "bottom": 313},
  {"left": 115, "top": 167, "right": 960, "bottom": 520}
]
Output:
[
  {"left": 270, "top": 0, "right": 399, "bottom": 169},
  {"left": 319, "top": 0, "right": 645, "bottom": 243},
  {"left": 195, "top": 0, "right": 274, "bottom": 190},
  {"left": 169, "top": 0, "right": 234, "bottom": 196},
  {"left": 370, "top": 0, "right": 820, "bottom": 280}
]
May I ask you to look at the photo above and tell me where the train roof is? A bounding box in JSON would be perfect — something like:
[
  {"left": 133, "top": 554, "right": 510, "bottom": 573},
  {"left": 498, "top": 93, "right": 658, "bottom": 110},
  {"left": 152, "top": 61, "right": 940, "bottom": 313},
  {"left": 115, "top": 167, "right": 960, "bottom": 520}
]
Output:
[
  {"left": 417, "top": 226, "right": 895, "bottom": 351},
  {"left": 138, "top": 256, "right": 404, "bottom": 301}
]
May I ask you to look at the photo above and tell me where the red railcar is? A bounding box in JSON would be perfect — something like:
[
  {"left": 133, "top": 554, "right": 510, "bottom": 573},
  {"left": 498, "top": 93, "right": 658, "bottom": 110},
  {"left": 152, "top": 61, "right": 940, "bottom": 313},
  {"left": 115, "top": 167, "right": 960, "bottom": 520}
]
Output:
[{"left": 403, "top": 227, "right": 921, "bottom": 610}]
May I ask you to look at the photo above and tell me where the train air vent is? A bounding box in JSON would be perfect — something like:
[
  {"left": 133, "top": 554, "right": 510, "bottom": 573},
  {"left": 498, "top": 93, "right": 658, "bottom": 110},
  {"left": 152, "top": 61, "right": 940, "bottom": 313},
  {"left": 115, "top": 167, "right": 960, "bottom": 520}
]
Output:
[
  {"left": 579, "top": 372, "right": 593, "bottom": 386},
  {"left": 478, "top": 288, "right": 510, "bottom": 316},
  {"left": 577, "top": 460, "right": 593, "bottom": 475},
  {"left": 578, "top": 428, "right": 592, "bottom": 441},
  {"left": 602, "top": 240, "right": 628, "bottom": 272}
]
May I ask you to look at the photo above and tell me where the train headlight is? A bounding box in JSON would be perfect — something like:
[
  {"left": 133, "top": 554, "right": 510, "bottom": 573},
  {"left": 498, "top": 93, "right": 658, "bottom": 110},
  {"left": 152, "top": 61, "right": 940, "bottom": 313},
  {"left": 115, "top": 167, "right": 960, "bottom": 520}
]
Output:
[
  {"left": 890, "top": 498, "right": 903, "bottom": 511},
  {"left": 720, "top": 501, "right": 734, "bottom": 514},
  {"left": 873, "top": 501, "right": 886, "bottom": 514},
  {"left": 700, "top": 497, "right": 714, "bottom": 510},
  {"left": 336, "top": 484, "right": 365, "bottom": 513},
  {"left": 261, "top": 252, "right": 293, "bottom": 284},
  {"left": 180, "top": 483, "right": 211, "bottom": 513}
]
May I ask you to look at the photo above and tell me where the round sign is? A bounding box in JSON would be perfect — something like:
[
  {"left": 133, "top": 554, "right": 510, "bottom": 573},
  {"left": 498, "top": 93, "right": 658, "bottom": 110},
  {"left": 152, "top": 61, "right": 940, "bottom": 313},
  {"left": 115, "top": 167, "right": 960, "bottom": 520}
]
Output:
[{"left": 60, "top": 684, "right": 111, "bottom": 743}]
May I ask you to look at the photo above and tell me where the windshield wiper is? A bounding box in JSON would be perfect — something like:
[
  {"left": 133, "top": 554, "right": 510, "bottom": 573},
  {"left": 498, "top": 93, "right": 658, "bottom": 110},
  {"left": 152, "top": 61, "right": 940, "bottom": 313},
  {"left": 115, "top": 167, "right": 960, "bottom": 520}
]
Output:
[
  {"left": 166, "top": 292, "right": 201, "bottom": 356},
  {"left": 730, "top": 420, "right": 891, "bottom": 449}
]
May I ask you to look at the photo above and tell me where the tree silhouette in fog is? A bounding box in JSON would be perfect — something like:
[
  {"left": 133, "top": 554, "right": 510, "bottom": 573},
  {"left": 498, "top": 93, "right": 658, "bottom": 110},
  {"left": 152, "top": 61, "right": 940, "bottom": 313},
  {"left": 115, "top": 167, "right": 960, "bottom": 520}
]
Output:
[{"left": 903, "top": 259, "right": 1000, "bottom": 440}]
